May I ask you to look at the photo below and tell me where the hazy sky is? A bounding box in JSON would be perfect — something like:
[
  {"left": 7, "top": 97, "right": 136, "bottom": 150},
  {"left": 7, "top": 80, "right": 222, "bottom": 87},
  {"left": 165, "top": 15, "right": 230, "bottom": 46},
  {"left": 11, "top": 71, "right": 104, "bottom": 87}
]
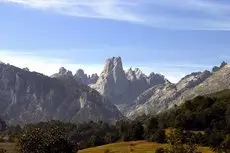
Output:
[{"left": 1, "top": 0, "right": 230, "bottom": 83}]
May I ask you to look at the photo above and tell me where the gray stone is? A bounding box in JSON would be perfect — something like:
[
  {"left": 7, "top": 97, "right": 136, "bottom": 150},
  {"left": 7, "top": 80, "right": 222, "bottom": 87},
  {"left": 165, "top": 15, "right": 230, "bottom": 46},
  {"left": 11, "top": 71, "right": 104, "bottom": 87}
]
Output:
[{"left": 0, "top": 63, "right": 123, "bottom": 125}]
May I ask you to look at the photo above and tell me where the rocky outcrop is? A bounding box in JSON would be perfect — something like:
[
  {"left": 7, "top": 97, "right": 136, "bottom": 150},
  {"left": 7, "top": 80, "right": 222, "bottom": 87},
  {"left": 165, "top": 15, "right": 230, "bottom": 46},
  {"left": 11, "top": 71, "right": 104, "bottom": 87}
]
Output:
[
  {"left": 126, "top": 63, "right": 230, "bottom": 119},
  {"left": 125, "top": 70, "right": 213, "bottom": 118},
  {"left": 91, "top": 57, "right": 167, "bottom": 107},
  {"left": 91, "top": 57, "right": 129, "bottom": 104},
  {"left": 0, "top": 63, "right": 123, "bottom": 125},
  {"left": 51, "top": 67, "right": 73, "bottom": 78},
  {"left": 52, "top": 68, "right": 98, "bottom": 85},
  {"left": 74, "top": 69, "right": 99, "bottom": 85},
  {"left": 90, "top": 73, "right": 99, "bottom": 84},
  {"left": 212, "top": 61, "right": 227, "bottom": 72}
]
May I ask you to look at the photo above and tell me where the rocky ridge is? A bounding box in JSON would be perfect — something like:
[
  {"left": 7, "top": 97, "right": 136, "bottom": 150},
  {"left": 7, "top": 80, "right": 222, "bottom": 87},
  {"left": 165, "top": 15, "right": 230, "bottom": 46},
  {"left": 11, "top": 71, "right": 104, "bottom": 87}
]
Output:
[
  {"left": 90, "top": 57, "right": 167, "bottom": 106},
  {"left": 0, "top": 63, "right": 123, "bottom": 125},
  {"left": 126, "top": 62, "right": 230, "bottom": 118},
  {"left": 51, "top": 67, "right": 99, "bottom": 85}
]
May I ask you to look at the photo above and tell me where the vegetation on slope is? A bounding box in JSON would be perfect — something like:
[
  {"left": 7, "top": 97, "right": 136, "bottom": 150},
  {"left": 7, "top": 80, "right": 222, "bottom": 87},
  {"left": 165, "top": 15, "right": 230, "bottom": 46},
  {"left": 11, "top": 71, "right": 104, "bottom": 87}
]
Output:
[{"left": 0, "top": 89, "right": 229, "bottom": 153}]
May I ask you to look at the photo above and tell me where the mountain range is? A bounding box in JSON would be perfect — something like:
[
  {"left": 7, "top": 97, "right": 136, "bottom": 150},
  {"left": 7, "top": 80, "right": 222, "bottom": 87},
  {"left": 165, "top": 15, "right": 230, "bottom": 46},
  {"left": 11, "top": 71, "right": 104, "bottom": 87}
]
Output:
[
  {"left": 0, "top": 63, "right": 123, "bottom": 125},
  {"left": 0, "top": 57, "right": 230, "bottom": 125}
]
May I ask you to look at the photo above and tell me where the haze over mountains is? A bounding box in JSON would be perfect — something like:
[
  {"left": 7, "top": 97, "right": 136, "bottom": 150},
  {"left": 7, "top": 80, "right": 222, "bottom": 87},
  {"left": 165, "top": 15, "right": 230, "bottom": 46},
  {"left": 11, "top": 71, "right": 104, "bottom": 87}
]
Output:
[{"left": 0, "top": 57, "right": 230, "bottom": 125}]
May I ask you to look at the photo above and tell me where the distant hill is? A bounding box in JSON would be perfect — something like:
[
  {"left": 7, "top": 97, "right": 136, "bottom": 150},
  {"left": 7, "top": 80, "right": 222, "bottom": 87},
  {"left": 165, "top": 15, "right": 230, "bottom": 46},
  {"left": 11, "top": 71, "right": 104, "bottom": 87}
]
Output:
[
  {"left": 157, "top": 89, "right": 230, "bottom": 130},
  {"left": 126, "top": 63, "right": 230, "bottom": 118}
]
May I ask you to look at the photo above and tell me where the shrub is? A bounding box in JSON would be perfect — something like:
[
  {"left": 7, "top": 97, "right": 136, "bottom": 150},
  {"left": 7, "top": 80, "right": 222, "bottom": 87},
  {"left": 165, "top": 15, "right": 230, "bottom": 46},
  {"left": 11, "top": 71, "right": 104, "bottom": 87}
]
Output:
[
  {"left": 155, "top": 147, "right": 166, "bottom": 153},
  {"left": 16, "top": 122, "right": 77, "bottom": 153},
  {"left": 151, "top": 129, "right": 166, "bottom": 143}
]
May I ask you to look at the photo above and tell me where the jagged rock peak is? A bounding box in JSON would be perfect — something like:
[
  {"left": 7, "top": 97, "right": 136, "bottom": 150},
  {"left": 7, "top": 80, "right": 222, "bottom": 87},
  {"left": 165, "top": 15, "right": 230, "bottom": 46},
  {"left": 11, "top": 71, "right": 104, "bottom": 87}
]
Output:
[
  {"left": 74, "top": 69, "right": 99, "bottom": 85},
  {"left": 101, "top": 56, "right": 127, "bottom": 84},
  {"left": 51, "top": 67, "right": 73, "bottom": 78},
  {"left": 212, "top": 61, "right": 228, "bottom": 72},
  {"left": 75, "top": 69, "right": 85, "bottom": 77},
  {"left": 103, "top": 56, "right": 123, "bottom": 73},
  {"left": 126, "top": 68, "right": 137, "bottom": 81},
  {"left": 23, "top": 67, "right": 30, "bottom": 71},
  {"left": 126, "top": 68, "right": 146, "bottom": 81},
  {"left": 90, "top": 73, "right": 99, "bottom": 84},
  {"left": 90, "top": 57, "right": 129, "bottom": 104},
  {"left": 59, "top": 67, "right": 67, "bottom": 75}
]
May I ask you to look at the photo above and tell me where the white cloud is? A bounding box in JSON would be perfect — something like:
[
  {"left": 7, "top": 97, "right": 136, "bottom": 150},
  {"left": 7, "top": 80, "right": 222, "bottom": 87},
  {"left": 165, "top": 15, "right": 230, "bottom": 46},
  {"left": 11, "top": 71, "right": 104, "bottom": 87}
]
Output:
[
  {"left": 1, "top": 0, "right": 143, "bottom": 22},
  {"left": 1, "top": 0, "right": 230, "bottom": 30},
  {"left": 0, "top": 50, "right": 104, "bottom": 76}
]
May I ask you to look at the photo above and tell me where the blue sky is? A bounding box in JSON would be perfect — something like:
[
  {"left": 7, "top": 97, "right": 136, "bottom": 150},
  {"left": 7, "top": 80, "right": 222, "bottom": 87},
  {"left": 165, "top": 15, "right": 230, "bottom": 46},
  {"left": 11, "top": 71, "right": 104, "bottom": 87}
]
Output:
[{"left": 1, "top": 0, "right": 230, "bottom": 83}]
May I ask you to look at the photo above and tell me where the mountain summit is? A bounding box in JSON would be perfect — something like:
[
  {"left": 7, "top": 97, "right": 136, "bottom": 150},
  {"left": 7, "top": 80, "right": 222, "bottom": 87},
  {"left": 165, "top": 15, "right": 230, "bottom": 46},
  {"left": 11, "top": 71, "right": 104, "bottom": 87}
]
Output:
[{"left": 91, "top": 57, "right": 167, "bottom": 107}]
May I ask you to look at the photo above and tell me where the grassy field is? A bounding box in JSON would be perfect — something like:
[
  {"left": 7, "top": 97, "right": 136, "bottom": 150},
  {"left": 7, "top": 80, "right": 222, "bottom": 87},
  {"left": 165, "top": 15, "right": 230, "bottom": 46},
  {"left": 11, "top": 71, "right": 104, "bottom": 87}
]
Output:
[
  {"left": 0, "top": 141, "right": 213, "bottom": 153},
  {"left": 0, "top": 143, "right": 16, "bottom": 153},
  {"left": 79, "top": 141, "right": 214, "bottom": 153}
]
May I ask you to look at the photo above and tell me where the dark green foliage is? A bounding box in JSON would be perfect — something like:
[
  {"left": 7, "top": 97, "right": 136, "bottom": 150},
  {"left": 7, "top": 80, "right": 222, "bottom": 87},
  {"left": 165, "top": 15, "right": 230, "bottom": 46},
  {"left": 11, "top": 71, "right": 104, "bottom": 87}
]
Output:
[
  {"left": 226, "top": 105, "right": 230, "bottom": 129},
  {"left": 156, "top": 147, "right": 166, "bottom": 153},
  {"left": 16, "top": 121, "right": 77, "bottom": 153},
  {"left": 0, "top": 118, "right": 7, "bottom": 131},
  {"left": 116, "top": 120, "right": 144, "bottom": 141},
  {"left": 165, "top": 129, "right": 201, "bottom": 153},
  {"left": 88, "top": 135, "right": 105, "bottom": 147},
  {"left": 150, "top": 129, "right": 166, "bottom": 143},
  {"left": 220, "top": 135, "right": 230, "bottom": 152},
  {"left": 130, "top": 122, "right": 144, "bottom": 140},
  {"left": 147, "top": 117, "right": 159, "bottom": 131},
  {"left": 154, "top": 90, "right": 230, "bottom": 149},
  {"left": 158, "top": 90, "right": 230, "bottom": 131},
  {"left": 3, "top": 89, "right": 230, "bottom": 152}
]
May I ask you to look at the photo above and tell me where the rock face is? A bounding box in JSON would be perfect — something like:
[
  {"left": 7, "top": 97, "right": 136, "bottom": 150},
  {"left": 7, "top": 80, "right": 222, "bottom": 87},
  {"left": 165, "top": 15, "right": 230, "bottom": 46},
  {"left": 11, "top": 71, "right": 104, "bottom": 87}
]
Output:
[
  {"left": 212, "top": 61, "right": 227, "bottom": 72},
  {"left": 0, "top": 63, "right": 123, "bottom": 125},
  {"left": 51, "top": 67, "right": 73, "bottom": 78},
  {"left": 126, "top": 64, "right": 230, "bottom": 118},
  {"left": 74, "top": 69, "right": 99, "bottom": 85},
  {"left": 52, "top": 68, "right": 98, "bottom": 85},
  {"left": 91, "top": 57, "right": 167, "bottom": 107},
  {"left": 91, "top": 57, "right": 129, "bottom": 104}
]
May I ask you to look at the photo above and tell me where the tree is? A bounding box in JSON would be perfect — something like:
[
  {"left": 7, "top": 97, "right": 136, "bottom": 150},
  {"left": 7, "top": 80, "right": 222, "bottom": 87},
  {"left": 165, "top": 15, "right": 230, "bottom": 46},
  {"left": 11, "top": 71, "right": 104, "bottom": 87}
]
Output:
[
  {"left": 151, "top": 129, "right": 166, "bottom": 143},
  {"left": 88, "top": 135, "right": 105, "bottom": 147},
  {"left": 164, "top": 129, "right": 201, "bottom": 153},
  {"left": 16, "top": 121, "right": 77, "bottom": 153},
  {"left": 0, "top": 118, "right": 7, "bottom": 131},
  {"left": 215, "top": 135, "right": 230, "bottom": 153},
  {"left": 207, "top": 131, "right": 224, "bottom": 148},
  {"left": 226, "top": 105, "right": 230, "bottom": 129},
  {"left": 147, "top": 117, "right": 159, "bottom": 132},
  {"left": 155, "top": 147, "right": 166, "bottom": 153},
  {"left": 130, "top": 122, "right": 144, "bottom": 140}
]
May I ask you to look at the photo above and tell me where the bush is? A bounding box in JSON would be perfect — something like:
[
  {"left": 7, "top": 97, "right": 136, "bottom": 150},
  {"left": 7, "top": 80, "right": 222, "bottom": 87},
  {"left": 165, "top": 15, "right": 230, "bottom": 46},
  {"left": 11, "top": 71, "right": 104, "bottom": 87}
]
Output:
[
  {"left": 151, "top": 129, "right": 166, "bottom": 143},
  {"left": 16, "top": 122, "right": 77, "bottom": 153},
  {"left": 155, "top": 147, "right": 166, "bottom": 153},
  {"left": 165, "top": 129, "right": 201, "bottom": 153}
]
